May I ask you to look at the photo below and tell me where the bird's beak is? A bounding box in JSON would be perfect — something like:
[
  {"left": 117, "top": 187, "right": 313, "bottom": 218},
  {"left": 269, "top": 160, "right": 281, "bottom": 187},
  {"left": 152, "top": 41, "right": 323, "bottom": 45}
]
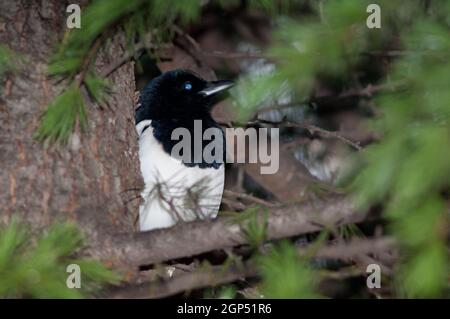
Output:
[{"left": 199, "top": 80, "right": 234, "bottom": 97}]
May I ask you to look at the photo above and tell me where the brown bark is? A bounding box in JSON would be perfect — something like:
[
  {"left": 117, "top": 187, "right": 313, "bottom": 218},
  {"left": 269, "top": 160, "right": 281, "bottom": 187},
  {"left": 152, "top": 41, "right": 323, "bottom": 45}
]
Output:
[
  {"left": 98, "top": 196, "right": 363, "bottom": 267},
  {"left": 0, "top": 1, "right": 142, "bottom": 243},
  {"left": 0, "top": 3, "right": 363, "bottom": 280},
  {"left": 104, "top": 237, "right": 396, "bottom": 299}
]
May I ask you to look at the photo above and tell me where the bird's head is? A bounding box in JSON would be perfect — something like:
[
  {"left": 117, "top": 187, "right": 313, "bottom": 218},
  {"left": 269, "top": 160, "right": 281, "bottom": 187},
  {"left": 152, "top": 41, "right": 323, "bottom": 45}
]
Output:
[{"left": 136, "top": 70, "right": 234, "bottom": 123}]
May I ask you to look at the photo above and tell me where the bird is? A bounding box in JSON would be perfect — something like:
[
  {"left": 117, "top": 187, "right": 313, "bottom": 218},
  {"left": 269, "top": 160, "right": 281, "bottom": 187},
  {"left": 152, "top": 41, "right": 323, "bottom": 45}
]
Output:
[{"left": 135, "top": 69, "right": 234, "bottom": 231}]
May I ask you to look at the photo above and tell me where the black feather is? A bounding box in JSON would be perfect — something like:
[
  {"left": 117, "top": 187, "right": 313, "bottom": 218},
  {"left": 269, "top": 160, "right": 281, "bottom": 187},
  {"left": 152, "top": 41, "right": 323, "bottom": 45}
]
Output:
[{"left": 136, "top": 70, "right": 230, "bottom": 169}]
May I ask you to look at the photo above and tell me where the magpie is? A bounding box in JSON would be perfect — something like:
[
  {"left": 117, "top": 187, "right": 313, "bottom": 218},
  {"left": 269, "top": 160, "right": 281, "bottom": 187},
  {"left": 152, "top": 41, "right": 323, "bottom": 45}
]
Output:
[{"left": 135, "top": 70, "right": 234, "bottom": 231}]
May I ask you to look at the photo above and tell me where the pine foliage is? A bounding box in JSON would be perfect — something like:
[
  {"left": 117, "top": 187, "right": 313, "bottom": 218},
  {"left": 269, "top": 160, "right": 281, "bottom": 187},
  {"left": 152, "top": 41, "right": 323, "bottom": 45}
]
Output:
[
  {"left": 0, "top": 220, "right": 120, "bottom": 298},
  {"left": 7, "top": 0, "right": 448, "bottom": 298}
]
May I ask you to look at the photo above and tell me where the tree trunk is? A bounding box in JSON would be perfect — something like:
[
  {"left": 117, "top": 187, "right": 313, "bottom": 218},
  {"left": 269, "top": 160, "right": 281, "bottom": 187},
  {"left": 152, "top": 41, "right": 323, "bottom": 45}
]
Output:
[{"left": 0, "top": 1, "right": 142, "bottom": 247}]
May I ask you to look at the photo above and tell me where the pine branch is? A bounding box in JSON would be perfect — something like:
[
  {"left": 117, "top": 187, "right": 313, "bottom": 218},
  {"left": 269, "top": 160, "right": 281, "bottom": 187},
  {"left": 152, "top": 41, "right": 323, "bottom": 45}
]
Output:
[
  {"left": 74, "top": 36, "right": 103, "bottom": 88},
  {"left": 104, "top": 237, "right": 396, "bottom": 298},
  {"left": 218, "top": 118, "right": 364, "bottom": 151},
  {"left": 223, "top": 189, "right": 278, "bottom": 207},
  {"left": 252, "top": 82, "right": 405, "bottom": 116},
  {"left": 95, "top": 195, "right": 366, "bottom": 267}
]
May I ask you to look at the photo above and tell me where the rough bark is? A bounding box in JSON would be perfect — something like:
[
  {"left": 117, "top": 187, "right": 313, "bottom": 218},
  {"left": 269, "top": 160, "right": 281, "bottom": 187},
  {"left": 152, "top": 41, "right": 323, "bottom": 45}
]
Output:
[
  {"left": 99, "top": 196, "right": 363, "bottom": 267},
  {"left": 0, "top": 3, "right": 361, "bottom": 276},
  {"left": 0, "top": 1, "right": 142, "bottom": 242},
  {"left": 105, "top": 237, "right": 396, "bottom": 299}
]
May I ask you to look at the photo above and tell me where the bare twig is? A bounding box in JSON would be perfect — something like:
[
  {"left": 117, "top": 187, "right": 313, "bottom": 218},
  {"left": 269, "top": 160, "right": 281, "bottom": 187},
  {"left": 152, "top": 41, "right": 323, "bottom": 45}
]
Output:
[
  {"left": 173, "top": 25, "right": 268, "bottom": 65},
  {"left": 99, "top": 37, "right": 172, "bottom": 78},
  {"left": 172, "top": 25, "right": 201, "bottom": 52},
  {"left": 223, "top": 189, "right": 278, "bottom": 208},
  {"left": 75, "top": 36, "right": 103, "bottom": 87},
  {"left": 202, "top": 50, "right": 268, "bottom": 60},
  {"left": 363, "top": 50, "right": 449, "bottom": 58},
  {"left": 104, "top": 237, "right": 396, "bottom": 298},
  {"left": 105, "top": 262, "right": 255, "bottom": 299},
  {"left": 221, "top": 197, "right": 247, "bottom": 211},
  {"left": 100, "top": 42, "right": 146, "bottom": 78},
  {"left": 253, "top": 82, "right": 405, "bottom": 116},
  {"left": 219, "top": 118, "right": 363, "bottom": 151},
  {"left": 280, "top": 120, "right": 363, "bottom": 152}
]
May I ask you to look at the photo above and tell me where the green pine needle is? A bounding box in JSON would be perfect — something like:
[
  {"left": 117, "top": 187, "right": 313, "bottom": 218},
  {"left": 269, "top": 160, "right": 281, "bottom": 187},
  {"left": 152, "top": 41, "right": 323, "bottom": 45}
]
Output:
[
  {"left": 0, "top": 220, "right": 120, "bottom": 298},
  {"left": 35, "top": 86, "right": 87, "bottom": 145},
  {"left": 258, "top": 241, "right": 320, "bottom": 298},
  {"left": 85, "top": 72, "right": 110, "bottom": 104},
  {"left": 350, "top": 11, "right": 450, "bottom": 298}
]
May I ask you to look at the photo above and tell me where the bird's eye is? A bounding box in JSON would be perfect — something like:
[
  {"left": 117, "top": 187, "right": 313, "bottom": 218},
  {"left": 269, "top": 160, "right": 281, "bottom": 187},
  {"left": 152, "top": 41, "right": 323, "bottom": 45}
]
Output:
[{"left": 183, "top": 81, "right": 193, "bottom": 91}]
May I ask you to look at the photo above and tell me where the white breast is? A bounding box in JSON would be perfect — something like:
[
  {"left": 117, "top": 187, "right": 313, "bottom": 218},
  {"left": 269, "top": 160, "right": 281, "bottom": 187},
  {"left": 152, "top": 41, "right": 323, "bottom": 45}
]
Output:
[{"left": 137, "top": 120, "right": 225, "bottom": 231}]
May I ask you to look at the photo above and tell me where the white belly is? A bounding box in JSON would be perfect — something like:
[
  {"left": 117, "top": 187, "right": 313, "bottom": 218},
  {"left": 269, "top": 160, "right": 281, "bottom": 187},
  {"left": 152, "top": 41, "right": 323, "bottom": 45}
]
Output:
[{"left": 137, "top": 120, "right": 224, "bottom": 231}]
